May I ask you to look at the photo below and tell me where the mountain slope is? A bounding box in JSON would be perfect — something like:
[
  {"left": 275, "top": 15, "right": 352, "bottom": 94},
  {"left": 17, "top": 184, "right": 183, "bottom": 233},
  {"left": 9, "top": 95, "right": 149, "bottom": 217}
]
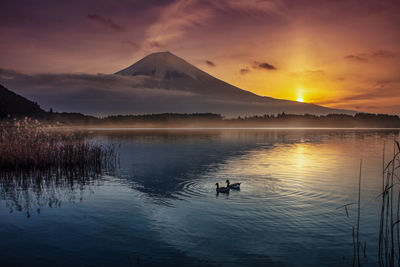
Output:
[
  {"left": 0, "top": 52, "right": 354, "bottom": 117},
  {"left": 115, "top": 51, "right": 354, "bottom": 116},
  {"left": 116, "top": 51, "right": 273, "bottom": 99},
  {"left": 0, "top": 84, "right": 46, "bottom": 118}
]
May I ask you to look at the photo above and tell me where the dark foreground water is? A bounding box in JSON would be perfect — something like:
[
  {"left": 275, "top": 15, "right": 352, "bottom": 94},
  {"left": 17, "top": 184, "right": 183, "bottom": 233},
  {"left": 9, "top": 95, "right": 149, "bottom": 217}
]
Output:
[{"left": 1, "top": 129, "right": 399, "bottom": 266}]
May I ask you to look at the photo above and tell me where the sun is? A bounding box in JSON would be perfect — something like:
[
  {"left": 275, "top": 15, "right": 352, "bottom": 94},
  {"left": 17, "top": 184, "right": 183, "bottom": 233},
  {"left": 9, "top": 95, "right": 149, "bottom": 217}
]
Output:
[{"left": 296, "top": 87, "right": 305, "bottom": 102}]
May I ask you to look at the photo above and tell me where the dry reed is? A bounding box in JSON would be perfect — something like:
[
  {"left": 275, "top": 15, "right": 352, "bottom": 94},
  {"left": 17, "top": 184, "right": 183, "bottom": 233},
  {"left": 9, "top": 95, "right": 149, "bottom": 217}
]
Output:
[
  {"left": 0, "top": 118, "right": 118, "bottom": 217},
  {"left": 378, "top": 140, "right": 400, "bottom": 267},
  {"left": 339, "top": 140, "right": 400, "bottom": 267},
  {"left": 0, "top": 118, "right": 116, "bottom": 172}
]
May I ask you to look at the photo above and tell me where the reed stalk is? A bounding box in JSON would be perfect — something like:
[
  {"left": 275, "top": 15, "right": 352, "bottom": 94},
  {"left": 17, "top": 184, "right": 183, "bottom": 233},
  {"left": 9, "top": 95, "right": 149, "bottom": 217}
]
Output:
[
  {"left": 340, "top": 140, "right": 400, "bottom": 266},
  {"left": 0, "top": 118, "right": 118, "bottom": 217},
  {"left": 356, "top": 159, "right": 362, "bottom": 266},
  {"left": 378, "top": 140, "right": 400, "bottom": 267}
]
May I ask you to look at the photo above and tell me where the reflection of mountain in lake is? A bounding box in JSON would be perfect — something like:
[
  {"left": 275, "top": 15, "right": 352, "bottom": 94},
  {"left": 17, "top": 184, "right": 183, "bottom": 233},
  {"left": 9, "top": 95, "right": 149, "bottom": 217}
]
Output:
[
  {"left": 94, "top": 129, "right": 400, "bottom": 200},
  {"left": 2, "top": 129, "right": 400, "bottom": 266},
  {"left": 2, "top": 129, "right": 399, "bottom": 216}
]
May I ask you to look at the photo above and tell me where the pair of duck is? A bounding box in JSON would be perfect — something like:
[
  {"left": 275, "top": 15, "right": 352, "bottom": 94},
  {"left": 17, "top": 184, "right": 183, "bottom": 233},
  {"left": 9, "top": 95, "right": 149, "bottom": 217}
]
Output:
[{"left": 215, "top": 179, "right": 241, "bottom": 193}]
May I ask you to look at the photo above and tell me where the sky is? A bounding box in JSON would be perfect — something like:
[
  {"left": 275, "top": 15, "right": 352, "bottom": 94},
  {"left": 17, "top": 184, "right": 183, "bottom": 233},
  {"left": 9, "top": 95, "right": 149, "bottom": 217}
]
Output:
[{"left": 0, "top": 0, "right": 399, "bottom": 114}]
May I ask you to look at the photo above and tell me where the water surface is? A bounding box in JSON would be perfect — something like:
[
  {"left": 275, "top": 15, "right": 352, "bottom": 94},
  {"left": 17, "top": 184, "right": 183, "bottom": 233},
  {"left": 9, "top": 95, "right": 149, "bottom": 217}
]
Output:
[{"left": 0, "top": 129, "right": 398, "bottom": 266}]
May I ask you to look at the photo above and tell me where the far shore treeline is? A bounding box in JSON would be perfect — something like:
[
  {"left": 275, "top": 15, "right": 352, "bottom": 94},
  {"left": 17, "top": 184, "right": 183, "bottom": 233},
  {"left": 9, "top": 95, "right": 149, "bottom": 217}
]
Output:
[{"left": 2, "top": 112, "right": 400, "bottom": 128}]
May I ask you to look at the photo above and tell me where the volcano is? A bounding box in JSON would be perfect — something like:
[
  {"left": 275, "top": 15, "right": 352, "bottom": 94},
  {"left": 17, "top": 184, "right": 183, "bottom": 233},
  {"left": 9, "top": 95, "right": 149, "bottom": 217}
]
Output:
[
  {"left": 0, "top": 51, "right": 354, "bottom": 116},
  {"left": 114, "top": 51, "right": 353, "bottom": 116}
]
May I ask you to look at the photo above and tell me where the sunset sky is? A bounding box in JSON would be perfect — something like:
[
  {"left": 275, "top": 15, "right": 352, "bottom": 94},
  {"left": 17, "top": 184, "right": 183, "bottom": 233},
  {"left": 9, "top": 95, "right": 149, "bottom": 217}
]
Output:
[{"left": 1, "top": 0, "right": 399, "bottom": 114}]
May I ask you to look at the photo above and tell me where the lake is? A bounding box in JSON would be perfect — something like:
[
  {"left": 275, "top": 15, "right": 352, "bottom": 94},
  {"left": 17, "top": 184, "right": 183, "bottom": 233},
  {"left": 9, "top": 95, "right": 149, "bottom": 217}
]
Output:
[{"left": 0, "top": 129, "right": 399, "bottom": 266}]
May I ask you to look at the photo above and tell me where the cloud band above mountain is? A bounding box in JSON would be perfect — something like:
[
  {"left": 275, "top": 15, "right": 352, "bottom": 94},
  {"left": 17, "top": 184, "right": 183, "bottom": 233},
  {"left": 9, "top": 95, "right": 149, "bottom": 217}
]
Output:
[{"left": 0, "top": 52, "right": 353, "bottom": 117}]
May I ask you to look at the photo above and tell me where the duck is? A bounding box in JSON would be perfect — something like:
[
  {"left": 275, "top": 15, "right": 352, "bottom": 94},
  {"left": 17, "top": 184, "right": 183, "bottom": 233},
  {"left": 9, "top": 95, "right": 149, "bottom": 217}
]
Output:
[
  {"left": 215, "top": 183, "right": 230, "bottom": 193},
  {"left": 226, "top": 179, "right": 241, "bottom": 190}
]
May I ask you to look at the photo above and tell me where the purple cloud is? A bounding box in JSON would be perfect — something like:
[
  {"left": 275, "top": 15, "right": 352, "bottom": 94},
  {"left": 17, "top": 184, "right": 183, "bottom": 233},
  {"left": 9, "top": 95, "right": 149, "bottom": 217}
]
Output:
[{"left": 88, "top": 14, "right": 123, "bottom": 31}]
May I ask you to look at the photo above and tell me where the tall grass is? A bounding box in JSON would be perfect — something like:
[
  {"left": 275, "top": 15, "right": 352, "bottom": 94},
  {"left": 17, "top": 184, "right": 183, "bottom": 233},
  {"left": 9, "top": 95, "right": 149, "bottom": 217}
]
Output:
[
  {"left": 378, "top": 140, "right": 400, "bottom": 267},
  {"left": 338, "top": 140, "right": 400, "bottom": 266},
  {"left": 0, "top": 118, "right": 116, "bottom": 172},
  {"left": 0, "top": 118, "right": 118, "bottom": 217}
]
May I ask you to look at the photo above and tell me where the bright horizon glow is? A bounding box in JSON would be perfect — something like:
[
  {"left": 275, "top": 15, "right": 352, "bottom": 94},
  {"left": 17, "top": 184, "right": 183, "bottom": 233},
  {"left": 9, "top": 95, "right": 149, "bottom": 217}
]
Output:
[{"left": 297, "top": 88, "right": 304, "bottom": 102}]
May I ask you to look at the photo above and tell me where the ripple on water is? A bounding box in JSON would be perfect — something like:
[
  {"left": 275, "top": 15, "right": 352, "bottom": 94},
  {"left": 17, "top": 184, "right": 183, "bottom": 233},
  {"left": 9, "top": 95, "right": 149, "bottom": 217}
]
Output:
[{"left": 165, "top": 151, "right": 351, "bottom": 252}]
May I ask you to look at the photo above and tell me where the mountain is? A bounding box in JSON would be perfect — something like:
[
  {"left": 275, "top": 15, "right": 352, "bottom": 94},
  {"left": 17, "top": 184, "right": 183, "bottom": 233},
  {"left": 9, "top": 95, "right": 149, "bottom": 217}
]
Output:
[
  {"left": 115, "top": 51, "right": 354, "bottom": 116},
  {"left": 0, "top": 84, "right": 46, "bottom": 118},
  {"left": 116, "top": 51, "right": 265, "bottom": 99},
  {"left": 0, "top": 52, "right": 354, "bottom": 117}
]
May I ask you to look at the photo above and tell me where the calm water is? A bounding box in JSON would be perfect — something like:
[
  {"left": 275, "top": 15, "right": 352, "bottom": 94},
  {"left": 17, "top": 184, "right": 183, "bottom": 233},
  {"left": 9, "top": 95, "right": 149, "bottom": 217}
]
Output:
[{"left": 1, "top": 129, "right": 399, "bottom": 266}]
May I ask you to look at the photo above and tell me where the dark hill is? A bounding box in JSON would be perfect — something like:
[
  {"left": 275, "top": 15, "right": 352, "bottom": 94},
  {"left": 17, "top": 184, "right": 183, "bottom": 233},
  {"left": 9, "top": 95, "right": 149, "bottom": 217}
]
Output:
[{"left": 0, "top": 84, "right": 46, "bottom": 118}]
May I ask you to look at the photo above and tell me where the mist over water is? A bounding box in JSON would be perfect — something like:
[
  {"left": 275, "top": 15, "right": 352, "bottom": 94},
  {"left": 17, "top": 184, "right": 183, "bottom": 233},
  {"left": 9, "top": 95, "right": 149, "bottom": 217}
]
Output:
[{"left": 0, "top": 129, "right": 398, "bottom": 266}]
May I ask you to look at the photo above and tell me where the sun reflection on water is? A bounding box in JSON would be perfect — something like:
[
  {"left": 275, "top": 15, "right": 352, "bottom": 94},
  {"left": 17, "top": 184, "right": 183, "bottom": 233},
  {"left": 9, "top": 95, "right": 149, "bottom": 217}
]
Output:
[{"left": 208, "top": 139, "right": 364, "bottom": 206}]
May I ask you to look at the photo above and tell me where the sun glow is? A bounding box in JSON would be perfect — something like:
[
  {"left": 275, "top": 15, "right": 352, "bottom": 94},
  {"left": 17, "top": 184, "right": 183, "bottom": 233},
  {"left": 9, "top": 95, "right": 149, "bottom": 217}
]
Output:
[{"left": 296, "top": 88, "right": 304, "bottom": 102}]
